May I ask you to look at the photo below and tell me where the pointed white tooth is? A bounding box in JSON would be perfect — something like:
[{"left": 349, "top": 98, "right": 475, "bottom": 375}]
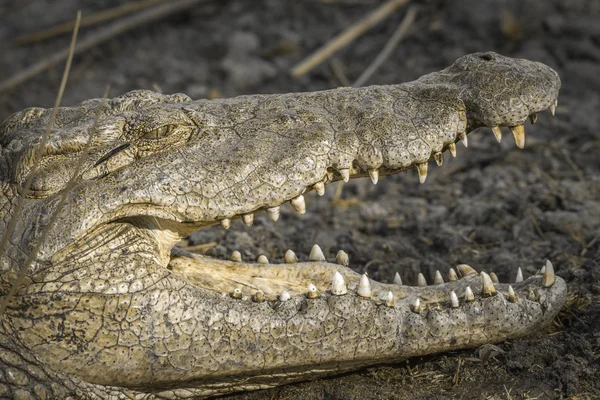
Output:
[
  {"left": 306, "top": 283, "right": 319, "bottom": 299},
  {"left": 450, "top": 291, "right": 459, "bottom": 308},
  {"left": 515, "top": 267, "right": 523, "bottom": 283},
  {"left": 284, "top": 249, "right": 297, "bottom": 263},
  {"left": 434, "top": 270, "right": 444, "bottom": 285},
  {"left": 459, "top": 132, "right": 468, "bottom": 147},
  {"left": 412, "top": 297, "right": 421, "bottom": 313},
  {"left": 386, "top": 291, "right": 395, "bottom": 307},
  {"left": 543, "top": 259, "right": 555, "bottom": 287},
  {"left": 491, "top": 126, "right": 502, "bottom": 143},
  {"left": 416, "top": 162, "right": 428, "bottom": 184},
  {"left": 357, "top": 274, "right": 372, "bottom": 298},
  {"left": 279, "top": 291, "right": 291, "bottom": 302},
  {"left": 331, "top": 271, "right": 347, "bottom": 295},
  {"left": 465, "top": 286, "right": 474, "bottom": 302},
  {"left": 257, "top": 255, "right": 269, "bottom": 264},
  {"left": 314, "top": 181, "right": 325, "bottom": 196},
  {"left": 549, "top": 101, "right": 556, "bottom": 116},
  {"left": 309, "top": 244, "right": 326, "bottom": 261},
  {"left": 242, "top": 213, "right": 254, "bottom": 226},
  {"left": 368, "top": 169, "right": 379, "bottom": 185},
  {"left": 448, "top": 268, "right": 458, "bottom": 281},
  {"left": 230, "top": 251, "right": 242, "bottom": 262},
  {"left": 221, "top": 218, "right": 231, "bottom": 229},
  {"left": 434, "top": 152, "right": 443, "bottom": 166},
  {"left": 266, "top": 206, "right": 280, "bottom": 222},
  {"left": 539, "top": 265, "right": 546, "bottom": 275},
  {"left": 448, "top": 142, "right": 457, "bottom": 157},
  {"left": 252, "top": 290, "right": 265, "bottom": 303},
  {"left": 232, "top": 288, "right": 243, "bottom": 299},
  {"left": 417, "top": 273, "right": 427, "bottom": 287},
  {"left": 291, "top": 195, "right": 306, "bottom": 214},
  {"left": 507, "top": 286, "right": 518, "bottom": 303},
  {"left": 510, "top": 124, "right": 525, "bottom": 149},
  {"left": 335, "top": 250, "right": 349, "bottom": 267},
  {"left": 529, "top": 113, "right": 538, "bottom": 124},
  {"left": 457, "top": 264, "right": 478, "bottom": 277},
  {"left": 490, "top": 272, "right": 499, "bottom": 284},
  {"left": 481, "top": 271, "right": 497, "bottom": 296},
  {"left": 394, "top": 272, "right": 403, "bottom": 285},
  {"left": 339, "top": 168, "right": 350, "bottom": 182}
]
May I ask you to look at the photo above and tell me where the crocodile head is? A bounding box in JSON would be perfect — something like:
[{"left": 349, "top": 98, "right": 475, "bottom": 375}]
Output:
[{"left": 0, "top": 52, "right": 565, "bottom": 398}]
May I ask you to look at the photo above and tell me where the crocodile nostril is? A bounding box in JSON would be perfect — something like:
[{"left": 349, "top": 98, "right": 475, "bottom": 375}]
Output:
[{"left": 479, "top": 53, "right": 494, "bottom": 61}]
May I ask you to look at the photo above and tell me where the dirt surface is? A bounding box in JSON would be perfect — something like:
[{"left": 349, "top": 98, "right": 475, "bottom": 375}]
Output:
[{"left": 1, "top": 0, "right": 599, "bottom": 399}]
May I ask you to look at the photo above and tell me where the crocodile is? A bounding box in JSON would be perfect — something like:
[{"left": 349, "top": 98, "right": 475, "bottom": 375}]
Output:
[{"left": 0, "top": 52, "right": 566, "bottom": 399}]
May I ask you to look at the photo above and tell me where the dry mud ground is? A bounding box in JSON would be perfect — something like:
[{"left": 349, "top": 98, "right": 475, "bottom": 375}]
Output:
[{"left": 1, "top": 0, "right": 599, "bottom": 399}]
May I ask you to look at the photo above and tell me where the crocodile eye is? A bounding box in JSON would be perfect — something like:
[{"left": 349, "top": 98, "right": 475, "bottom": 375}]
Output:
[{"left": 141, "top": 124, "right": 176, "bottom": 140}]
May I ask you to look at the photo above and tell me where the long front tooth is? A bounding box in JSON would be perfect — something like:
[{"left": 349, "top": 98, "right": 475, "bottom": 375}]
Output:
[
  {"left": 309, "top": 244, "right": 326, "bottom": 261},
  {"left": 394, "top": 272, "right": 403, "bottom": 285},
  {"left": 314, "top": 181, "right": 325, "bottom": 196},
  {"left": 465, "top": 286, "right": 474, "bottom": 302},
  {"left": 448, "top": 142, "right": 457, "bottom": 157},
  {"left": 417, "top": 273, "right": 427, "bottom": 287},
  {"left": 412, "top": 298, "right": 421, "bottom": 313},
  {"left": 386, "top": 291, "right": 395, "bottom": 307},
  {"left": 433, "top": 270, "right": 444, "bottom": 285},
  {"left": 221, "top": 218, "right": 231, "bottom": 229},
  {"left": 291, "top": 195, "right": 306, "bottom": 214},
  {"left": 279, "top": 291, "right": 291, "bottom": 302},
  {"left": 434, "top": 152, "right": 443, "bottom": 166},
  {"left": 507, "top": 286, "right": 519, "bottom": 303},
  {"left": 459, "top": 132, "right": 468, "bottom": 147},
  {"left": 543, "top": 259, "right": 556, "bottom": 287},
  {"left": 242, "top": 213, "right": 254, "bottom": 226},
  {"left": 510, "top": 124, "right": 525, "bottom": 149},
  {"left": 450, "top": 291, "right": 459, "bottom": 308},
  {"left": 529, "top": 113, "right": 538, "bottom": 124},
  {"left": 550, "top": 100, "right": 556, "bottom": 115},
  {"left": 306, "top": 283, "right": 319, "bottom": 299},
  {"left": 335, "top": 250, "right": 349, "bottom": 267},
  {"left": 230, "top": 251, "right": 242, "bottom": 262},
  {"left": 481, "top": 272, "right": 497, "bottom": 296},
  {"left": 515, "top": 267, "right": 523, "bottom": 283},
  {"left": 284, "top": 249, "right": 297, "bottom": 263},
  {"left": 339, "top": 168, "right": 350, "bottom": 182},
  {"left": 448, "top": 268, "right": 458, "bottom": 281},
  {"left": 357, "top": 274, "right": 372, "bottom": 298},
  {"left": 368, "top": 169, "right": 379, "bottom": 185},
  {"left": 491, "top": 126, "right": 502, "bottom": 142},
  {"left": 416, "top": 163, "right": 428, "bottom": 184},
  {"left": 457, "top": 264, "right": 478, "bottom": 277},
  {"left": 266, "top": 206, "right": 280, "bottom": 222},
  {"left": 331, "top": 271, "right": 347, "bottom": 295},
  {"left": 257, "top": 255, "right": 269, "bottom": 264}
]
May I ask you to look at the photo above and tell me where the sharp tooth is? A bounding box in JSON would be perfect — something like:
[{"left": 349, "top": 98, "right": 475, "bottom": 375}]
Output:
[
  {"left": 465, "top": 286, "right": 474, "bottom": 302},
  {"left": 507, "top": 286, "right": 519, "bottom": 303},
  {"left": 291, "top": 195, "right": 306, "bottom": 214},
  {"left": 309, "top": 244, "right": 326, "bottom": 261},
  {"left": 252, "top": 290, "right": 265, "bottom": 303},
  {"left": 284, "top": 249, "right": 298, "bottom": 263},
  {"left": 491, "top": 126, "right": 502, "bottom": 143},
  {"left": 489, "top": 272, "right": 499, "bottom": 284},
  {"left": 221, "top": 218, "right": 231, "bottom": 229},
  {"left": 279, "top": 291, "right": 291, "bottom": 302},
  {"left": 539, "top": 265, "right": 546, "bottom": 275},
  {"left": 434, "top": 152, "right": 443, "bottom": 166},
  {"left": 543, "top": 259, "right": 555, "bottom": 287},
  {"left": 481, "top": 271, "right": 496, "bottom": 297},
  {"left": 335, "top": 250, "right": 349, "bottom": 267},
  {"left": 368, "top": 169, "right": 379, "bottom": 185},
  {"left": 230, "top": 251, "right": 242, "bottom": 262},
  {"left": 450, "top": 291, "right": 459, "bottom": 308},
  {"left": 515, "top": 267, "right": 523, "bottom": 283},
  {"left": 232, "top": 288, "right": 242, "bottom": 299},
  {"left": 339, "top": 168, "right": 350, "bottom": 182},
  {"left": 529, "top": 113, "right": 538, "bottom": 124},
  {"left": 448, "top": 268, "right": 458, "bottom": 281},
  {"left": 549, "top": 100, "right": 557, "bottom": 115},
  {"left": 456, "top": 264, "right": 478, "bottom": 277},
  {"left": 394, "top": 272, "right": 403, "bottom": 285},
  {"left": 314, "top": 181, "right": 325, "bottom": 196},
  {"left": 242, "top": 213, "right": 254, "bottom": 226},
  {"left": 417, "top": 273, "right": 427, "bottom": 287},
  {"left": 266, "top": 206, "right": 280, "bottom": 222},
  {"left": 412, "top": 297, "right": 421, "bottom": 313},
  {"left": 434, "top": 270, "right": 444, "bottom": 285},
  {"left": 357, "top": 274, "right": 372, "bottom": 298},
  {"left": 459, "top": 132, "right": 468, "bottom": 147},
  {"left": 416, "top": 162, "right": 428, "bottom": 184},
  {"left": 386, "top": 291, "right": 395, "bottom": 307},
  {"left": 510, "top": 124, "right": 525, "bottom": 149},
  {"left": 257, "top": 255, "right": 269, "bottom": 264},
  {"left": 448, "top": 143, "right": 457, "bottom": 157},
  {"left": 331, "top": 271, "right": 347, "bottom": 295},
  {"left": 306, "top": 283, "right": 319, "bottom": 299}
]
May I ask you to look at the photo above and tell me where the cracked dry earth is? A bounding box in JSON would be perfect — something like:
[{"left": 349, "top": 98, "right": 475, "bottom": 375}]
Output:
[{"left": 1, "top": 1, "right": 600, "bottom": 399}]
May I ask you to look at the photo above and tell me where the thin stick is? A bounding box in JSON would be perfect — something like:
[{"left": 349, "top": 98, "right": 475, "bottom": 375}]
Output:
[
  {"left": 352, "top": 5, "right": 417, "bottom": 87},
  {"left": 0, "top": 0, "right": 205, "bottom": 93},
  {"left": 14, "top": 0, "right": 168, "bottom": 45},
  {"left": 0, "top": 11, "right": 82, "bottom": 315},
  {"left": 291, "top": 0, "right": 410, "bottom": 78}
]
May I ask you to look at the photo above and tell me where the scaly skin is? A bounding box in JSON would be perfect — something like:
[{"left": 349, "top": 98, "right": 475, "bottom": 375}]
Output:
[{"left": 0, "top": 52, "right": 565, "bottom": 399}]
